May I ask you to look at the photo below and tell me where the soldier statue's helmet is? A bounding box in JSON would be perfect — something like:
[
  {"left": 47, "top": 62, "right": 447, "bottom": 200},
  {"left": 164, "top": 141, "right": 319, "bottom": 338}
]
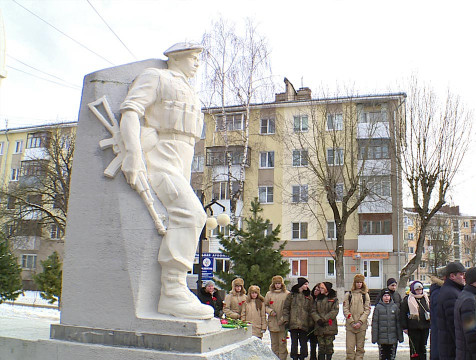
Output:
[{"left": 164, "top": 41, "right": 203, "bottom": 57}]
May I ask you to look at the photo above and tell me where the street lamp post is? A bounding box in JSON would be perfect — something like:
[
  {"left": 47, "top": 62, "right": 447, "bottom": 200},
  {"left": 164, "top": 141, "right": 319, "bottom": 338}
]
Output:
[{"left": 197, "top": 196, "right": 230, "bottom": 292}]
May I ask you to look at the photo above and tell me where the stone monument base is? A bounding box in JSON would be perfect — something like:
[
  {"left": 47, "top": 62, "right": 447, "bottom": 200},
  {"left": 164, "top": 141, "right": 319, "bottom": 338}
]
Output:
[{"left": 1, "top": 328, "right": 278, "bottom": 360}]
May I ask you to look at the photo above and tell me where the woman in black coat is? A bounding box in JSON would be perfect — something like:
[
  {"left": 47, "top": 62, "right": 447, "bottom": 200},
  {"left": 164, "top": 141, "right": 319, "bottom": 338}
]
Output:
[
  {"left": 400, "top": 281, "right": 430, "bottom": 360},
  {"left": 197, "top": 280, "right": 223, "bottom": 318}
]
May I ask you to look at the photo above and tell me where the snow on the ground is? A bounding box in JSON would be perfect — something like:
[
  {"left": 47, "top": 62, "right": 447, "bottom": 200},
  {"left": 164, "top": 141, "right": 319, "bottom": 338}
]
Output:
[{"left": 0, "top": 291, "right": 60, "bottom": 321}]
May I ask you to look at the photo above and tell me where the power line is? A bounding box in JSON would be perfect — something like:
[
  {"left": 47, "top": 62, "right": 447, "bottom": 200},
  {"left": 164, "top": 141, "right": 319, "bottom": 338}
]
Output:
[
  {"left": 7, "top": 54, "right": 82, "bottom": 88},
  {"left": 11, "top": 0, "right": 115, "bottom": 66},
  {"left": 7, "top": 65, "right": 81, "bottom": 90},
  {"left": 86, "top": 0, "right": 136, "bottom": 60}
]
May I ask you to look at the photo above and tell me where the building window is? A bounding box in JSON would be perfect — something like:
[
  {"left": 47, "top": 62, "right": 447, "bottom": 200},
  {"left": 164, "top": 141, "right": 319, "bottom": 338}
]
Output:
[
  {"left": 290, "top": 258, "right": 308, "bottom": 277},
  {"left": 327, "top": 221, "right": 336, "bottom": 239},
  {"left": 362, "top": 219, "right": 391, "bottom": 235},
  {"left": 465, "top": 247, "right": 470, "bottom": 255},
  {"left": 420, "top": 261, "right": 427, "bottom": 268},
  {"left": 259, "top": 151, "right": 274, "bottom": 168},
  {"left": 14, "top": 140, "right": 23, "bottom": 154},
  {"left": 263, "top": 223, "right": 273, "bottom": 236},
  {"left": 408, "top": 232, "right": 414, "bottom": 240},
  {"left": 358, "top": 139, "right": 390, "bottom": 160},
  {"left": 215, "top": 113, "right": 244, "bottom": 131},
  {"left": 215, "top": 258, "right": 230, "bottom": 273},
  {"left": 212, "top": 181, "right": 240, "bottom": 201},
  {"left": 292, "top": 149, "right": 308, "bottom": 167},
  {"left": 465, "top": 261, "right": 471, "bottom": 268},
  {"left": 361, "top": 176, "right": 391, "bottom": 197},
  {"left": 10, "top": 168, "right": 19, "bottom": 181},
  {"left": 50, "top": 224, "right": 63, "bottom": 239},
  {"left": 325, "top": 258, "right": 336, "bottom": 277},
  {"left": 292, "top": 185, "right": 308, "bottom": 203},
  {"left": 21, "top": 254, "right": 37, "bottom": 269},
  {"left": 327, "top": 148, "right": 344, "bottom": 166},
  {"left": 335, "top": 183, "right": 344, "bottom": 202},
  {"left": 191, "top": 155, "right": 204, "bottom": 173},
  {"left": 206, "top": 146, "right": 251, "bottom": 167},
  {"left": 293, "top": 115, "right": 308, "bottom": 132},
  {"left": 360, "top": 111, "right": 387, "bottom": 123},
  {"left": 258, "top": 186, "right": 274, "bottom": 204},
  {"left": 463, "top": 221, "right": 469, "bottom": 228},
  {"left": 212, "top": 225, "right": 230, "bottom": 237},
  {"left": 21, "top": 160, "right": 46, "bottom": 177},
  {"left": 409, "top": 246, "right": 414, "bottom": 253},
  {"left": 0, "top": 142, "right": 4, "bottom": 155},
  {"left": 26, "top": 132, "right": 49, "bottom": 149},
  {"left": 292, "top": 222, "right": 308, "bottom": 240},
  {"left": 464, "top": 234, "right": 470, "bottom": 242},
  {"left": 7, "top": 196, "right": 15, "bottom": 209},
  {"left": 260, "top": 118, "right": 275, "bottom": 134},
  {"left": 327, "top": 114, "right": 343, "bottom": 131}
]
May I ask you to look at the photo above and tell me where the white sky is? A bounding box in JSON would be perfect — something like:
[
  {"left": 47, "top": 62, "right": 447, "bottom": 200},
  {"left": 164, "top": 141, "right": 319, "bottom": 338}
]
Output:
[{"left": 0, "top": 0, "right": 475, "bottom": 214}]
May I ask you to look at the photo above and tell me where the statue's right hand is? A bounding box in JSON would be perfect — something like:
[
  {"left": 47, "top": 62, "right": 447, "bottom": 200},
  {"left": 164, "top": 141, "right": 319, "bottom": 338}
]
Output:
[{"left": 121, "top": 152, "right": 146, "bottom": 190}]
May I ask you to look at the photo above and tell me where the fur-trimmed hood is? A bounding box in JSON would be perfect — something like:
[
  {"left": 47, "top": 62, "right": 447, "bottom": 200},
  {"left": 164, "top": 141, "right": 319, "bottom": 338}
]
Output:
[
  {"left": 316, "top": 288, "right": 337, "bottom": 301},
  {"left": 430, "top": 275, "right": 444, "bottom": 287},
  {"left": 291, "top": 283, "right": 311, "bottom": 297}
]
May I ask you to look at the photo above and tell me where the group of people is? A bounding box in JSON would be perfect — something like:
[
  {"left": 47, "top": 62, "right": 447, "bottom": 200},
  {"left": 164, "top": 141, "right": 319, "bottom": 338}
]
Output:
[{"left": 196, "top": 262, "right": 476, "bottom": 360}]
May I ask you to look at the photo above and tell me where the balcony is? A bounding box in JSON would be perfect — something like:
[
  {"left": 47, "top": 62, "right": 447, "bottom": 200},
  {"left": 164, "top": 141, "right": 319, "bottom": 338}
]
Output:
[
  {"left": 206, "top": 146, "right": 251, "bottom": 167},
  {"left": 11, "top": 236, "right": 40, "bottom": 251},
  {"left": 358, "top": 234, "right": 393, "bottom": 252}
]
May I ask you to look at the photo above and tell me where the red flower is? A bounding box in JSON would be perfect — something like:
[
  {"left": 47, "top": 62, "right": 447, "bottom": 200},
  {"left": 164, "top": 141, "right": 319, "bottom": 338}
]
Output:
[
  {"left": 269, "top": 301, "right": 274, "bottom": 305},
  {"left": 212, "top": 297, "right": 217, "bottom": 301},
  {"left": 328, "top": 319, "right": 333, "bottom": 326},
  {"left": 239, "top": 301, "right": 244, "bottom": 306},
  {"left": 206, "top": 301, "right": 210, "bottom": 305},
  {"left": 220, "top": 319, "right": 228, "bottom": 324},
  {"left": 347, "top": 314, "right": 352, "bottom": 319},
  {"left": 411, "top": 354, "right": 419, "bottom": 358}
]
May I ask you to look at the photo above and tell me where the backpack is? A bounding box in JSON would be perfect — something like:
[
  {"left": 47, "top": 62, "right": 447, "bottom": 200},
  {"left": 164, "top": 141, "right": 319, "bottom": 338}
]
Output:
[{"left": 347, "top": 292, "right": 367, "bottom": 306}]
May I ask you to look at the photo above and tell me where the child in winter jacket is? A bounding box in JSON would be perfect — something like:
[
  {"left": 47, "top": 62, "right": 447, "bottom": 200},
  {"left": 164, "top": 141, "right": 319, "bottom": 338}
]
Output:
[
  {"left": 223, "top": 278, "right": 247, "bottom": 319},
  {"left": 372, "top": 289, "right": 404, "bottom": 360},
  {"left": 265, "top": 275, "right": 290, "bottom": 360},
  {"left": 310, "top": 282, "right": 339, "bottom": 360},
  {"left": 241, "top": 285, "right": 267, "bottom": 338},
  {"left": 343, "top": 274, "right": 371, "bottom": 360}
]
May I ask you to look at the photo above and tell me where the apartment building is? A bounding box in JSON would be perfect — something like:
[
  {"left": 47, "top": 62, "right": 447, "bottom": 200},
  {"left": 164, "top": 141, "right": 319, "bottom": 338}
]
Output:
[
  {"left": 0, "top": 122, "right": 76, "bottom": 289},
  {"left": 192, "top": 79, "right": 406, "bottom": 290},
  {"left": 403, "top": 205, "right": 476, "bottom": 284}
]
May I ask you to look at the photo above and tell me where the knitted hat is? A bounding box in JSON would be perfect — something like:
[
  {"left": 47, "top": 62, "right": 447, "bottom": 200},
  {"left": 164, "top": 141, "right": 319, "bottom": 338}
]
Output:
[
  {"left": 410, "top": 280, "right": 424, "bottom": 294},
  {"left": 465, "top": 267, "right": 476, "bottom": 285},
  {"left": 322, "top": 281, "right": 333, "bottom": 292},
  {"left": 387, "top": 278, "right": 397, "bottom": 287},
  {"left": 354, "top": 274, "right": 365, "bottom": 283},
  {"left": 272, "top": 275, "right": 284, "bottom": 285},
  {"left": 381, "top": 289, "right": 391, "bottom": 299},
  {"left": 204, "top": 280, "right": 215, "bottom": 287},
  {"left": 297, "top": 277, "right": 309, "bottom": 288},
  {"left": 446, "top": 262, "right": 466, "bottom": 275}
]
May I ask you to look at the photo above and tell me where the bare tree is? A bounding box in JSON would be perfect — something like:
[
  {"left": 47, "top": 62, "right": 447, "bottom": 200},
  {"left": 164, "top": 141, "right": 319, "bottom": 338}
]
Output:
[
  {"left": 284, "top": 89, "right": 403, "bottom": 296},
  {"left": 424, "top": 216, "right": 453, "bottom": 274},
  {"left": 1, "top": 127, "right": 74, "bottom": 242},
  {"left": 395, "top": 78, "right": 473, "bottom": 292},
  {"left": 201, "top": 18, "right": 273, "bottom": 223}
]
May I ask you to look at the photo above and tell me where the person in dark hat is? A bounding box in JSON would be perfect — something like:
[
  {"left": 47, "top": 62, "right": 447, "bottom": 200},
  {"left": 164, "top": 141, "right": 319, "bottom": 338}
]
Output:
[
  {"left": 311, "top": 281, "right": 339, "bottom": 360},
  {"left": 283, "top": 277, "right": 313, "bottom": 360},
  {"left": 196, "top": 280, "right": 223, "bottom": 318},
  {"left": 372, "top": 289, "right": 403, "bottom": 360},
  {"left": 454, "top": 267, "right": 476, "bottom": 359},
  {"left": 376, "top": 278, "right": 402, "bottom": 308},
  {"left": 437, "top": 262, "right": 466, "bottom": 359}
]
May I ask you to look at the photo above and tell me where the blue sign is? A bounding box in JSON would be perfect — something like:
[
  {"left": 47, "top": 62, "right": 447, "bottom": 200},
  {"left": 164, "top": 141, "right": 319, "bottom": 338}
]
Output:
[{"left": 196, "top": 253, "right": 230, "bottom": 282}]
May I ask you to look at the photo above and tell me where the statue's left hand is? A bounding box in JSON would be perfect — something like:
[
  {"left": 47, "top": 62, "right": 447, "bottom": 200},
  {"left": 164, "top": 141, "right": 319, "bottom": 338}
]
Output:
[{"left": 121, "top": 151, "right": 146, "bottom": 191}]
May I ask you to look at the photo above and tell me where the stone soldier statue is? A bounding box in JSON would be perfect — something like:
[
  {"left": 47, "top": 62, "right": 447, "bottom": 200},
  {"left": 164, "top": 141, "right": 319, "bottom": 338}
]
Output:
[{"left": 119, "top": 42, "right": 212, "bottom": 319}]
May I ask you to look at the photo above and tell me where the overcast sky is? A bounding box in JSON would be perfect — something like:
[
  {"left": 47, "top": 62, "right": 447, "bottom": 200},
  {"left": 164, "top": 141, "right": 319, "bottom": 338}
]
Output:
[{"left": 0, "top": 0, "right": 475, "bottom": 214}]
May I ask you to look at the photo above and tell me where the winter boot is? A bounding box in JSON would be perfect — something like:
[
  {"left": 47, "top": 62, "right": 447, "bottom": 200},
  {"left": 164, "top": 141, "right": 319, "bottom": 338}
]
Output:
[{"left": 158, "top": 265, "right": 213, "bottom": 319}]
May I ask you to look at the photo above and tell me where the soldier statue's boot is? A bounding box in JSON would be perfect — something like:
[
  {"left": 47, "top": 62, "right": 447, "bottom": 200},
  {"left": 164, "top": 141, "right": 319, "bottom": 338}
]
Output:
[{"left": 158, "top": 265, "right": 213, "bottom": 319}]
